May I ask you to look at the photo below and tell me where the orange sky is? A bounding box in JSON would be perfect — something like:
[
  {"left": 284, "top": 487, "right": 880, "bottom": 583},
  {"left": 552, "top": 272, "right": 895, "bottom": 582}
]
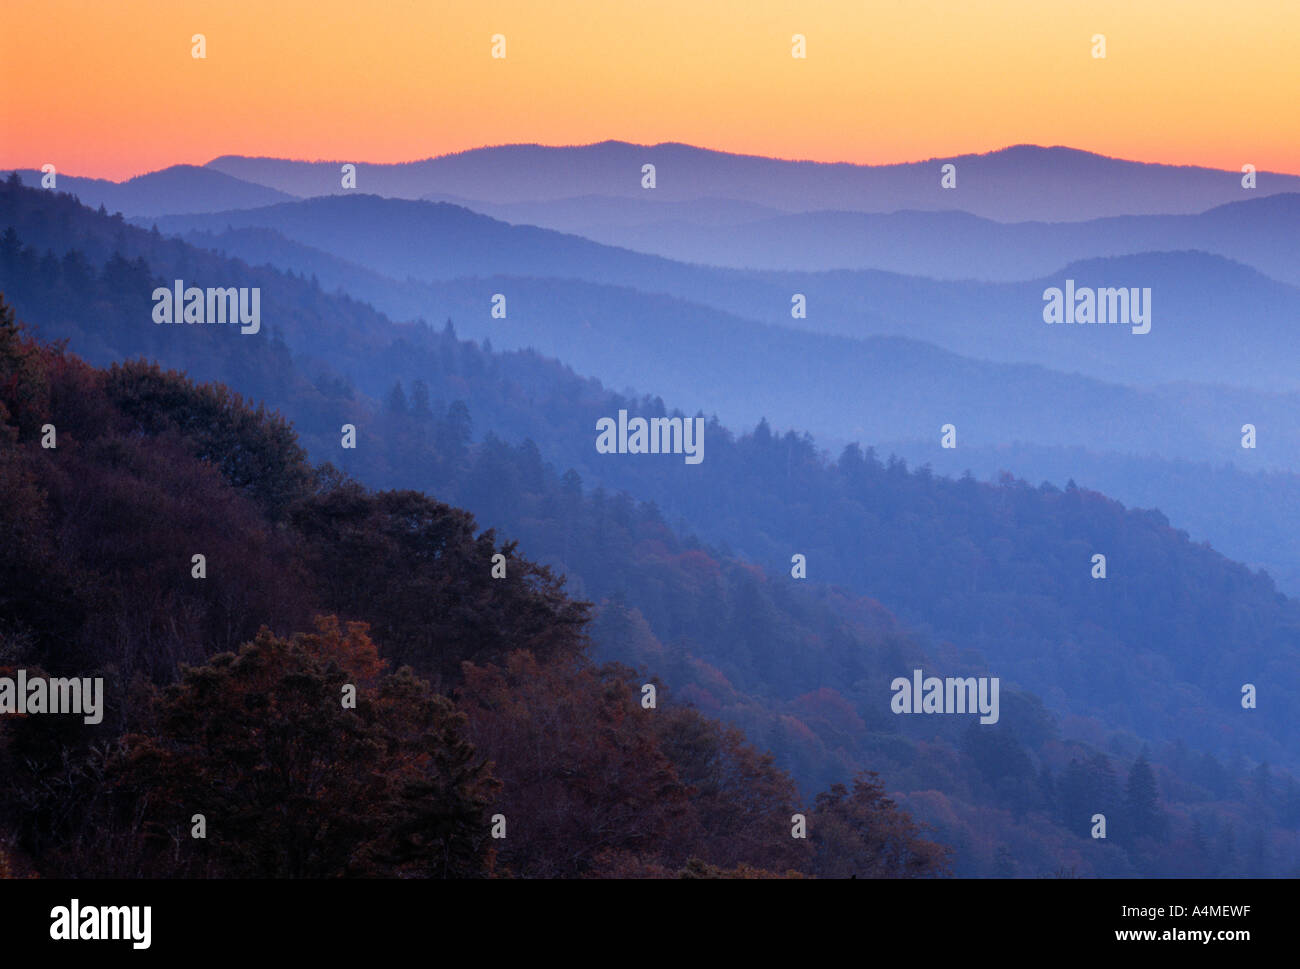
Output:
[{"left": 2, "top": 0, "right": 1297, "bottom": 180}]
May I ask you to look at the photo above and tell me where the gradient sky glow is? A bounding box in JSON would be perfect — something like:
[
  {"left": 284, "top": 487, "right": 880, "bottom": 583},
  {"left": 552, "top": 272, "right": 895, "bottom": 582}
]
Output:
[{"left": 2, "top": 0, "right": 1297, "bottom": 180}]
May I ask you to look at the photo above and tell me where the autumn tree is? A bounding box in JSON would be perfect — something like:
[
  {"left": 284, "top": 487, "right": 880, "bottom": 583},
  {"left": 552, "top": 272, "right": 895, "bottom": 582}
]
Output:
[
  {"left": 652, "top": 705, "right": 803, "bottom": 873},
  {"left": 0, "top": 292, "right": 51, "bottom": 440},
  {"left": 103, "top": 359, "right": 314, "bottom": 520},
  {"left": 290, "top": 485, "right": 589, "bottom": 688},
  {"left": 458, "top": 652, "right": 693, "bottom": 877},
  {"left": 808, "top": 771, "right": 950, "bottom": 878},
  {"left": 104, "top": 617, "right": 497, "bottom": 878}
]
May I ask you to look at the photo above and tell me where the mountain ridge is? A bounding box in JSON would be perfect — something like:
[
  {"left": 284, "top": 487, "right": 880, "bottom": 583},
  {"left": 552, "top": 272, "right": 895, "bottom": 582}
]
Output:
[{"left": 199, "top": 142, "right": 1300, "bottom": 220}]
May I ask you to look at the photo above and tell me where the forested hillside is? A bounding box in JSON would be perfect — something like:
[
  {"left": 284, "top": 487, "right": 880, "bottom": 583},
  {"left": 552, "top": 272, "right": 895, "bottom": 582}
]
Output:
[
  {"left": 3, "top": 180, "right": 1299, "bottom": 876},
  {"left": 0, "top": 295, "right": 949, "bottom": 878}
]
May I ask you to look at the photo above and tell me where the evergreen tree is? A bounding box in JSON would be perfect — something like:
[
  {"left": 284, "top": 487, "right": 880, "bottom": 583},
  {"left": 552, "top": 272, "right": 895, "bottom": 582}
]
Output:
[
  {"left": 1124, "top": 750, "right": 1166, "bottom": 843},
  {"left": 385, "top": 380, "right": 409, "bottom": 415},
  {"left": 410, "top": 378, "right": 432, "bottom": 420}
]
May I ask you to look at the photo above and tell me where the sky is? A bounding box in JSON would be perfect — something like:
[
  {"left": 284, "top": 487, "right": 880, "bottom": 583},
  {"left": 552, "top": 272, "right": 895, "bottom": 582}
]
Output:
[{"left": 2, "top": 0, "right": 1297, "bottom": 180}]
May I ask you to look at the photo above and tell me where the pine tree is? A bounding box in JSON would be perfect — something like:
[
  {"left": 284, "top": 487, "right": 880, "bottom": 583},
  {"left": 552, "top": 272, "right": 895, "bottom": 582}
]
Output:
[
  {"left": 385, "top": 380, "right": 408, "bottom": 415},
  {"left": 409, "top": 378, "right": 432, "bottom": 420},
  {"left": 1125, "top": 750, "right": 1167, "bottom": 842}
]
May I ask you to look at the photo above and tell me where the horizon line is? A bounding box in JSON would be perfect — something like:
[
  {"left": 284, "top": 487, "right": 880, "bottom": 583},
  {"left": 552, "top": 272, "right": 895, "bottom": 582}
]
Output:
[{"left": 11, "top": 140, "right": 1300, "bottom": 183}]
